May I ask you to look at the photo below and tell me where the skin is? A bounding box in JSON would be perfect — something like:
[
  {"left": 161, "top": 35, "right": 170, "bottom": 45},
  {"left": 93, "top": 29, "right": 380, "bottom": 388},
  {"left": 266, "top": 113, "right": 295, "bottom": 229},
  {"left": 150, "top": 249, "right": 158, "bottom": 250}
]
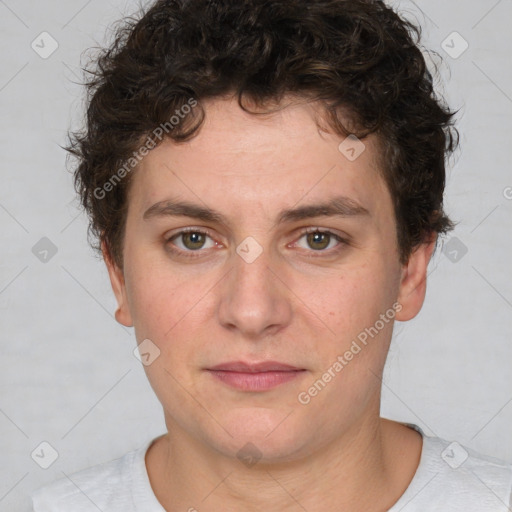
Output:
[{"left": 104, "top": 96, "right": 435, "bottom": 512}]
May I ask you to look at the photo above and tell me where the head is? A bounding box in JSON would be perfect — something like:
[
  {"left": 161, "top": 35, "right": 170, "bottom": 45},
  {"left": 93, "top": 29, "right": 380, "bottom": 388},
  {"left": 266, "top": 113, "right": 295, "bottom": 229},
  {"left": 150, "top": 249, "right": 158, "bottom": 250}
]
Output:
[{"left": 68, "top": 0, "right": 457, "bottom": 462}]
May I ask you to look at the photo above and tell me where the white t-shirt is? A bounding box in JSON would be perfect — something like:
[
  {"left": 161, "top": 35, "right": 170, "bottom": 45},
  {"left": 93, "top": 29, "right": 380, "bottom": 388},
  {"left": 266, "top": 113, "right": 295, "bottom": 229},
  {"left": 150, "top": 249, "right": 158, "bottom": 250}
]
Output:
[{"left": 31, "top": 424, "right": 512, "bottom": 511}]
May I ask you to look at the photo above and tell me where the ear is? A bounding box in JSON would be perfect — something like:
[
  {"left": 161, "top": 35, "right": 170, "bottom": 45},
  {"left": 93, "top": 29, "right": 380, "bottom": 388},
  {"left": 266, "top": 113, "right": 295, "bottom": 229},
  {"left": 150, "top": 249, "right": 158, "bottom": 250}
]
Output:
[
  {"left": 395, "top": 235, "right": 437, "bottom": 322},
  {"left": 102, "top": 241, "right": 133, "bottom": 327}
]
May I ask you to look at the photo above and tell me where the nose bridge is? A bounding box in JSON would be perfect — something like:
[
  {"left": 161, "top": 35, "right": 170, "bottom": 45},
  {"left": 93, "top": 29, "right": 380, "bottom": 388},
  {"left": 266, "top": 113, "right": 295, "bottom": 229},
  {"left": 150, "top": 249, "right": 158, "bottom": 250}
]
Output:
[{"left": 217, "top": 237, "right": 291, "bottom": 336}]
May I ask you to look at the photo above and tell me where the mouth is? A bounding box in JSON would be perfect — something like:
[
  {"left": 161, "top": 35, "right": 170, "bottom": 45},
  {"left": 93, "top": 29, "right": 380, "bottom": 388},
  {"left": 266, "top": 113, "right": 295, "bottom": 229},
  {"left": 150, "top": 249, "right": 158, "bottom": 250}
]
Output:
[{"left": 205, "top": 361, "right": 307, "bottom": 391}]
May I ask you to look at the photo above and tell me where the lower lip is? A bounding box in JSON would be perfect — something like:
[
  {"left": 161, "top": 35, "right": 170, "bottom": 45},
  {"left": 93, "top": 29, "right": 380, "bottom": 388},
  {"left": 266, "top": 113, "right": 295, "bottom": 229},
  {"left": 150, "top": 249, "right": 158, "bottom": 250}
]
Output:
[{"left": 206, "top": 370, "right": 306, "bottom": 391}]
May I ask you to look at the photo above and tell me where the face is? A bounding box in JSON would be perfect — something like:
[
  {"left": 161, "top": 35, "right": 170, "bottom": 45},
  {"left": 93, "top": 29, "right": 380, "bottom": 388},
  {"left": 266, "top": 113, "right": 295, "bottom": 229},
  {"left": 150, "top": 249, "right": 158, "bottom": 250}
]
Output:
[{"left": 106, "top": 97, "right": 434, "bottom": 462}]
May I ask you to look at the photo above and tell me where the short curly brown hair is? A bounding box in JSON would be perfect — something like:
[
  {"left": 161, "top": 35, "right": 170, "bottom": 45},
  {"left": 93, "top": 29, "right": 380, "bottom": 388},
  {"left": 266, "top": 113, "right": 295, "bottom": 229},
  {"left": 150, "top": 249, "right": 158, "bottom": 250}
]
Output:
[{"left": 67, "top": 0, "right": 458, "bottom": 269}]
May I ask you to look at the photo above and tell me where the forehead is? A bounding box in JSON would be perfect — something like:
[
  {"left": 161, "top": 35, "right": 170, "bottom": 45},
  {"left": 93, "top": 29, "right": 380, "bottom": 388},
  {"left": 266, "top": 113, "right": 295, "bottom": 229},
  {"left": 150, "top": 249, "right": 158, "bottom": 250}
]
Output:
[{"left": 127, "top": 96, "right": 390, "bottom": 222}]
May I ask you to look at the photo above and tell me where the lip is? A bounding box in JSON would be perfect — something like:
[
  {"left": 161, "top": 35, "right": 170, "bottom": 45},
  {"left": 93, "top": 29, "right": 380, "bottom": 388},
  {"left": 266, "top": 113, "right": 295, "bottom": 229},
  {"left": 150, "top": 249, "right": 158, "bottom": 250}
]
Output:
[
  {"left": 207, "top": 361, "right": 303, "bottom": 372},
  {"left": 205, "top": 361, "right": 306, "bottom": 391}
]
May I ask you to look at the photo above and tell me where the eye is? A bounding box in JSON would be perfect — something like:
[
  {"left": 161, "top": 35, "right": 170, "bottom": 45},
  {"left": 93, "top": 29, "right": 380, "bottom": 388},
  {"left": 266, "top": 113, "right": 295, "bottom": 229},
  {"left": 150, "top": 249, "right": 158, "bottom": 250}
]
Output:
[
  {"left": 164, "top": 227, "right": 348, "bottom": 259},
  {"left": 166, "top": 228, "right": 217, "bottom": 254},
  {"left": 295, "top": 228, "right": 347, "bottom": 253}
]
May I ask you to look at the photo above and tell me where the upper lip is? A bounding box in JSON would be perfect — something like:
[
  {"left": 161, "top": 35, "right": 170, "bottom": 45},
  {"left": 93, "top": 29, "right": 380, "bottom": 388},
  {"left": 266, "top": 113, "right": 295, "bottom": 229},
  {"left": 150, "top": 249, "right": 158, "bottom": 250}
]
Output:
[{"left": 207, "top": 361, "right": 304, "bottom": 372}]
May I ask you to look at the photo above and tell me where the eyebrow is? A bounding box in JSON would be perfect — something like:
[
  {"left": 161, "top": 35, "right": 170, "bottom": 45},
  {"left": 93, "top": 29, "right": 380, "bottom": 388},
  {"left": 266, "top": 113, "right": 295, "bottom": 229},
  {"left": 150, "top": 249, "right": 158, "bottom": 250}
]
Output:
[{"left": 142, "top": 195, "right": 370, "bottom": 225}]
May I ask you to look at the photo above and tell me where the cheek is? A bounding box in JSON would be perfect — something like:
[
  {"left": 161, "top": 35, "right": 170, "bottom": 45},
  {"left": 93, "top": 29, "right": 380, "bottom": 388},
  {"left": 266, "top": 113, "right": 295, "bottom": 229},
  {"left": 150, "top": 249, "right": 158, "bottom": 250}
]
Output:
[
  {"left": 125, "top": 256, "right": 217, "bottom": 364},
  {"left": 301, "top": 261, "right": 400, "bottom": 397},
  {"left": 317, "top": 264, "right": 397, "bottom": 333},
  {"left": 124, "top": 252, "right": 181, "bottom": 339},
  {"left": 130, "top": 281, "right": 186, "bottom": 344},
  {"left": 299, "top": 270, "right": 398, "bottom": 409}
]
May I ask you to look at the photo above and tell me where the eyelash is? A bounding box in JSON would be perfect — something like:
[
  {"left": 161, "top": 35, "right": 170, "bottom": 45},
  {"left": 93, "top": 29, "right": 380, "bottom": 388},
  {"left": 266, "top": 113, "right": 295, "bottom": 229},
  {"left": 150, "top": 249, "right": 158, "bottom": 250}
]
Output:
[{"left": 165, "top": 227, "right": 348, "bottom": 259}]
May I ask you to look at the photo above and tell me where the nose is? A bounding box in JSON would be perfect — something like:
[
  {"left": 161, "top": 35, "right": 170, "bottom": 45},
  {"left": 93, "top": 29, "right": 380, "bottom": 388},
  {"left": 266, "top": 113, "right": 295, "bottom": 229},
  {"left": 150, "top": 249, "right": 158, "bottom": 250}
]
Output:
[{"left": 216, "top": 240, "right": 293, "bottom": 340}]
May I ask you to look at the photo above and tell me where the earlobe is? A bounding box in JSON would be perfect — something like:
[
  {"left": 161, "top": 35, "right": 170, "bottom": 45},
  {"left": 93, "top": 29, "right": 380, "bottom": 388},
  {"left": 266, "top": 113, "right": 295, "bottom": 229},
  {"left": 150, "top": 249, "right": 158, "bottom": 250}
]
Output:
[
  {"left": 101, "top": 241, "right": 134, "bottom": 327},
  {"left": 395, "top": 237, "right": 437, "bottom": 322}
]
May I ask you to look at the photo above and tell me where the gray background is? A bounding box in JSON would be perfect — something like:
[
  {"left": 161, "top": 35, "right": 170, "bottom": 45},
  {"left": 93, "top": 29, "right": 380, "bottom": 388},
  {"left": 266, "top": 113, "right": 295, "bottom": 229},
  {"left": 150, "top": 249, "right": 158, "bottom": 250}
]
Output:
[{"left": 1, "top": 0, "right": 511, "bottom": 510}]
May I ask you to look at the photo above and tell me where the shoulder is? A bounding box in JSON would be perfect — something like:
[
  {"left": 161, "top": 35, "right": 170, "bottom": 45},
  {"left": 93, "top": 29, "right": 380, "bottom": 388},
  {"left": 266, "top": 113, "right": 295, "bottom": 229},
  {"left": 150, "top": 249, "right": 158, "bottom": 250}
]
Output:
[
  {"left": 30, "top": 445, "right": 144, "bottom": 512},
  {"left": 426, "top": 435, "right": 512, "bottom": 490},
  {"left": 395, "top": 427, "right": 512, "bottom": 511}
]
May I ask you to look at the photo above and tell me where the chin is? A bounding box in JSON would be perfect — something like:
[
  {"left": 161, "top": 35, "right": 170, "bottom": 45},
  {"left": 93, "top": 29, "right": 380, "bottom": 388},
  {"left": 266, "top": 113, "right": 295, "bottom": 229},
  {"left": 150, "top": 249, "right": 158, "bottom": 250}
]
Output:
[{"left": 204, "top": 408, "right": 311, "bottom": 463}]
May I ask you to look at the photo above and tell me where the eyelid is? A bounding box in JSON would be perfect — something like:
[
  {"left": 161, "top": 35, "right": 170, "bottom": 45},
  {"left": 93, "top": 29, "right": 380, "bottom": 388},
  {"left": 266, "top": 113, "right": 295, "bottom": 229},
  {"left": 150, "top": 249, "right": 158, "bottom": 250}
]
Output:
[{"left": 165, "top": 226, "right": 215, "bottom": 240}]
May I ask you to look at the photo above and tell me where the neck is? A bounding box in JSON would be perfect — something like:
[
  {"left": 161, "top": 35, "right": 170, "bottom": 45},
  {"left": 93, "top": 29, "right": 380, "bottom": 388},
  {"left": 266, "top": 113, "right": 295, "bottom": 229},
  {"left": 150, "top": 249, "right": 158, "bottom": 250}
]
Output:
[{"left": 146, "top": 412, "right": 422, "bottom": 512}]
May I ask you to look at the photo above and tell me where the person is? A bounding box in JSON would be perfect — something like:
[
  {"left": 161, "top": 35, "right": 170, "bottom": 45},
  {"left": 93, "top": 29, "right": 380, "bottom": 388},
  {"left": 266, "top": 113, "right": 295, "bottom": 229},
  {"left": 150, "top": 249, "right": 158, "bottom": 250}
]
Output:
[{"left": 30, "top": 0, "right": 512, "bottom": 510}]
